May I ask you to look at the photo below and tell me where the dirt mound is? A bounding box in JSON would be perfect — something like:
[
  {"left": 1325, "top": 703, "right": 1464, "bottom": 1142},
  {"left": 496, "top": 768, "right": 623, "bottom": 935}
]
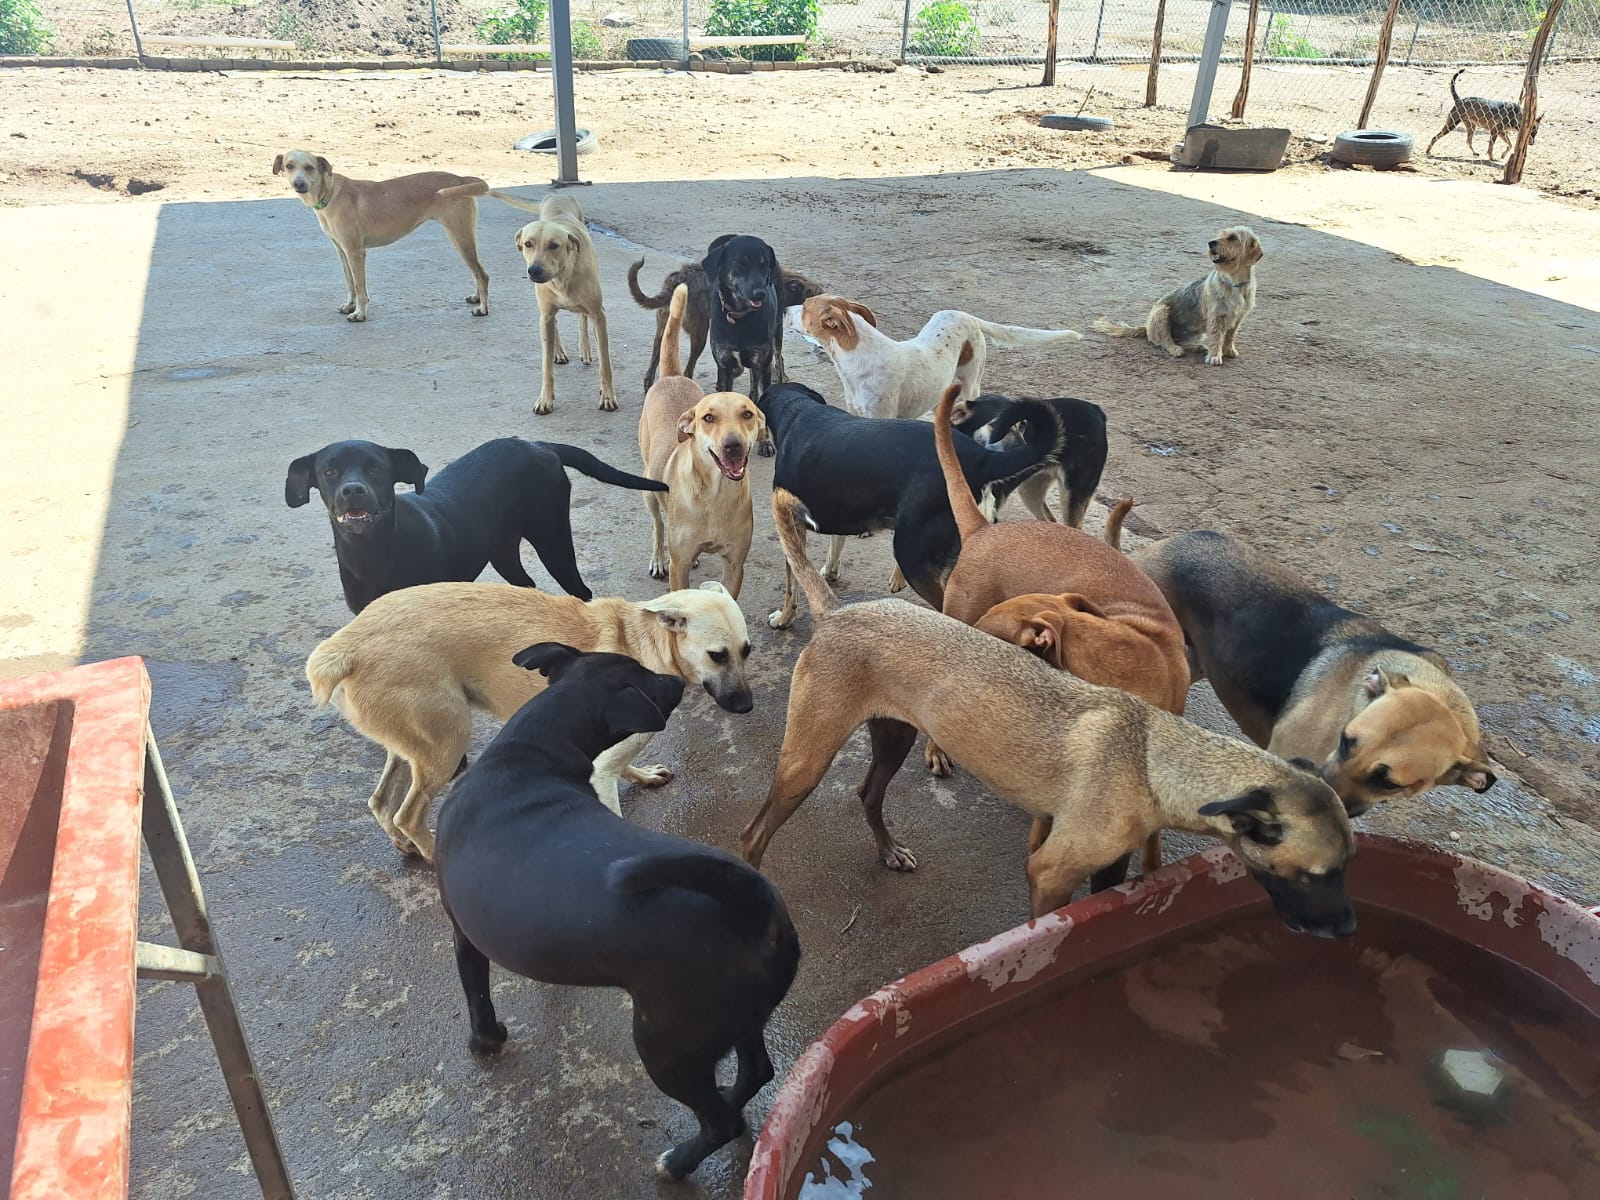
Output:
[{"left": 168, "top": 0, "right": 481, "bottom": 58}]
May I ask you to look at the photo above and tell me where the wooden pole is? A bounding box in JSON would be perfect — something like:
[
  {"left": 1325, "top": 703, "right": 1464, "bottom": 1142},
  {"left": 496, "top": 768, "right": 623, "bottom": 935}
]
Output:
[
  {"left": 1042, "top": 0, "right": 1060, "bottom": 86},
  {"left": 1230, "top": 0, "right": 1261, "bottom": 119},
  {"left": 1146, "top": 0, "right": 1167, "bottom": 107},
  {"left": 1356, "top": 0, "right": 1404, "bottom": 129},
  {"left": 1502, "top": 0, "right": 1563, "bottom": 185}
]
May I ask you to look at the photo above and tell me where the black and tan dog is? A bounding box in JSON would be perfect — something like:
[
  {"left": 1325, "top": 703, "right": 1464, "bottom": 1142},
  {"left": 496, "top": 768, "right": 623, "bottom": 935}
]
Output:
[
  {"left": 950, "top": 393, "right": 1108, "bottom": 527},
  {"left": 285, "top": 437, "right": 665, "bottom": 614},
  {"left": 741, "top": 492, "right": 1357, "bottom": 934},
  {"left": 627, "top": 257, "right": 825, "bottom": 389},
  {"left": 1426, "top": 69, "right": 1539, "bottom": 162},
  {"left": 436, "top": 644, "right": 799, "bottom": 1181},
  {"left": 1136, "top": 530, "right": 1495, "bottom": 816},
  {"left": 702, "top": 234, "right": 784, "bottom": 414}
]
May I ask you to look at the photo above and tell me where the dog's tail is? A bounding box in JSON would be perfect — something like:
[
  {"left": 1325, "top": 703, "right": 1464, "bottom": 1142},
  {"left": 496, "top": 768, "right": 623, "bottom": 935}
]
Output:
[
  {"left": 1102, "top": 498, "right": 1135, "bottom": 552},
  {"left": 1093, "top": 316, "right": 1149, "bottom": 340},
  {"left": 660, "top": 284, "right": 689, "bottom": 379},
  {"left": 970, "top": 318, "right": 1083, "bottom": 348},
  {"left": 1450, "top": 68, "right": 1465, "bottom": 107},
  {"left": 436, "top": 180, "right": 546, "bottom": 213},
  {"left": 772, "top": 487, "right": 838, "bottom": 623},
  {"left": 305, "top": 640, "right": 356, "bottom": 708},
  {"left": 544, "top": 444, "right": 669, "bottom": 493},
  {"left": 606, "top": 850, "right": 780, "bottom": 940},
  {"left": 627, "top": 258, "right": 675, "bottom": 311},
  {"left": 934, "top": 384, "right": 990, "bottom": 544}
]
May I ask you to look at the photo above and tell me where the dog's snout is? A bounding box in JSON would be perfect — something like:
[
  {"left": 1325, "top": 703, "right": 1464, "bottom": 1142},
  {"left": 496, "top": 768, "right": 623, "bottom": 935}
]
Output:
[
  {"left": 708, "top": 679, "right": 754, "bottom": 715},
  {"left": 338, "top": 481, "right": 368, "bottom": 499},
  {"left": 527, "top": 265, "right": 545, "bottom": 282},
  {"left": 721, "top": 436, "right": 746, "bottom": 456},
  {"left": 293, "top": 180, "right": 309, "bottom": 194},
  {"left": 1207, "top": 240, "right": 1219, "bottom": 251}
]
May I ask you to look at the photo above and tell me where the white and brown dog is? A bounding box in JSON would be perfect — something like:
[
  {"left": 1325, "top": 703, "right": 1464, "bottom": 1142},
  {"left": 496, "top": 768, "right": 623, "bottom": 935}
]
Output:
[
  {"left": 638, "top": 285, "right": 763, "bottom": 598},
  {"left": 787, "top": 296, "right": 1083, "bottom": 420},
  {"left": 1095, "top": 226, "right": 1264, "bottom": 366},
  {"left": 512, "top": 193, "right": 616, "bottom": 416}
]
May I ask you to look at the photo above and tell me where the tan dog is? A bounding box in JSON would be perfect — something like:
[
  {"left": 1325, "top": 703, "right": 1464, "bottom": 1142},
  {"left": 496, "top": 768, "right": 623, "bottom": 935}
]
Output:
[
  {"left": 1095, "top": 227, "right": 1263, "bottom": 365},
  {"left": 1136, "top": 530, "right": 1495, "bottom": 816},
  {"left": 306, "top": 580, "right": 753, "bottom": 861},
  {"left": 272, "top": 150, "right": 539, "bottom": 323},
  {"left": 638, "top": 285, "right": 761, "bottom": 598},
  {"left": 739, "top": 490, "right": 1357, "bottom": 933},
  {"left": 512, "top": 193, "right": 616, "bottom": 415}
]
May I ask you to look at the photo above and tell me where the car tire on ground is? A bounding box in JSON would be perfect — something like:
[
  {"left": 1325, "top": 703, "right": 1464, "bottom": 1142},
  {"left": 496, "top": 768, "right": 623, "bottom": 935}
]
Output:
[
  {"left": 626, "top": 37, "right": 686, "bottom": 60},
  {"left": 1039, "top": 114, "right": 1115, "bottom": 132},
  {"left": 514, "top": 128, "right": 600, "bottom": 156},
  {"left": 1331, "top": 129, "right": 1413, "bottom": 167}
]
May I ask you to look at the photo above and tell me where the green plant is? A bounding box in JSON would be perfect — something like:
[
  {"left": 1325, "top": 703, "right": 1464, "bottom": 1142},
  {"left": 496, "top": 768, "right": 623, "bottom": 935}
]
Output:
[
  {"left": 265, "top": 8, "right": 317, "bottom": 53},
  {"left": 704, "top": 0, "right": 819, "bottom": 62},
  {"left": 81, "top": 25, "right": 119, "bottom": 56},
  {"left": 0, "top": 0, "right": 54, "bottom": 56},
  {"left": 909, "top": 0, "right": 980, "bottom": 57},
  {"left": 477, "top": 0, "right": 549, "bottom": 45},
  {"left": 570, "top": 20, "right": 602, "bottom": 58},
  {"left": 1264, "top": 14, "right": 1321, "bottom": 60}
]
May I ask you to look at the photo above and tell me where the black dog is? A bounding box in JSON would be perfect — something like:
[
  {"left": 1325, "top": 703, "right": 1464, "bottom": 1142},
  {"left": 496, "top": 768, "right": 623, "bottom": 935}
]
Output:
[
  {"left": 435, "top": 644, "right": 800, "bottom": 1181},
  {"left": 286, "top": 437, "right": 667, "bottom": 613},
  {"left": 951, "top": 394, "right": 1108, "bottom": 528},
  {"left": 759, "top": 382, "right": 1065, "bottom": 613},
  {"left": 703, "top": 235, "right": 783, "bottom": 437}
]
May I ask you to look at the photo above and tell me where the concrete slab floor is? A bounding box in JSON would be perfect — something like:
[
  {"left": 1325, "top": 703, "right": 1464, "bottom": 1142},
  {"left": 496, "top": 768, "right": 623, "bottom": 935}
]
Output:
[{"left": 2, "top": 166, "right": 1597, "bottom": 1199}]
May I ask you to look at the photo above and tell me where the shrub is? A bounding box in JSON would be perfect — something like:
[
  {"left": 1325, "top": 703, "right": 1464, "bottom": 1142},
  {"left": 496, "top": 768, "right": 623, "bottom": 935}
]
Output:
[
  {"left": 0, "top": 0, "right": 53, "bottom": 56},
  {"left": 909, "top": 0, "right": 980, "bottom": 58},
  {"left": 570, "top": 20, "right": 602, "bottom": 59},
  {"left": 704, "top": 0, "right": 819, "bottom": 62},
  {"left": 477, "top": 0, "right": 549, "bottom": 46},
  {"left": 1264, "top": 14, "right": 1321, "bottom": 60}
]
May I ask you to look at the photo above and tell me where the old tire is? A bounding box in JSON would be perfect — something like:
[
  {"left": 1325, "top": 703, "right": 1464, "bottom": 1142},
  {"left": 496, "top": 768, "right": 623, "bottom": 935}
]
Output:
[
  {"left": 514, "top": 128, "right": 599, "bottom": 156},
  {"left": 1040, "top": 114, "right": 1114, "bottom": 132},
  {"left": 626, "top": 37, "right": 686, "bottom": 60},
  {"left": 1331, "top": 129, "right": 1413, "bottom": 167}
]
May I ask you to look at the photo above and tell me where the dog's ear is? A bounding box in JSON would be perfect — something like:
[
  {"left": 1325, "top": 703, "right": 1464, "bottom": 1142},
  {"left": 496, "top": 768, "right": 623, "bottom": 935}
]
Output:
[
  {"left": 272, "top": 153, "right": 286, "bottom": 176},
  {"left": 1199, "top": 787, "right": 1283, "bottom": 844},
  {"left": 841, "top": 300, "right": 878, "bottom": 328},
  {"left": 1288, "top": 756, "right": 1318, "bottom": 772},
  {"left": 697, "top": 581, "right": 729, "bottom": 596},
  {"left": 676, "top": 407, "right": 699, "bottom": 443},
  {"left": 385, "top": 448, "right": 428, "bottom": 494},
  {"left": 513, "top": 642, "right": 582, "bottom": 679},
  {"left": 1245, "top": 237, "right": 1265, "bottom": 265},
  {"left": 568, "top": 230, "right": 583, "bottom": 255},
  {"left": 1056, "top": 593, "right": 1108, "bottom": 619},
  {"left": 641, "top": 601, "right": 689, "bottom": 631},
  {"left": 1362, "top": 668, "right": 1410, "bottom": 698},
  {"left": 315, "top": 155, "right": 332, "bottom": 177},
  {"left": 1441, "top": 756, "right": 1497, "bottom": 793},
  {"left": 604, "top": 685, "right": 671, "bottom": 740},
  {"left": 285, "top": 454, "right": 318, "bottom": 508},
  {"left": 701, "top": 235, "right": 733, "bottom": 276},
  {"left": 1017, "top": 618, "right": 1067, "bottom": 671}
]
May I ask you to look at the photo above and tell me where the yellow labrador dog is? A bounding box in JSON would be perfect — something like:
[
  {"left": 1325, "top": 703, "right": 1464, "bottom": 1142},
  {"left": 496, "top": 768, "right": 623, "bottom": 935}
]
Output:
[
  {"left": 513, "top": 194, "right": 616, "bottom": 416},
  {"left": 306, "top": 580, "right": 753, "bottom": 861},
  {"left": 1095, "top": 226, "right": 1263, "bottom": 366},
  {"left": 272, "top": 149, "right": 533, "bottom": 323},
  {"left": 639, "top": 285, "right": 762, "bottom": 598}
]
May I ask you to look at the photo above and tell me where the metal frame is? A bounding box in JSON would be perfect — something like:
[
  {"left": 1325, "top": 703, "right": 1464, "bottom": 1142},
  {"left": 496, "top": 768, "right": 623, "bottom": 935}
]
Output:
[
  {"left": 135, "top": 730, "right": 294, "bottom": 1200},
  {"left": 1188, "top": 0, "right": 1236, "bottom": 129}
]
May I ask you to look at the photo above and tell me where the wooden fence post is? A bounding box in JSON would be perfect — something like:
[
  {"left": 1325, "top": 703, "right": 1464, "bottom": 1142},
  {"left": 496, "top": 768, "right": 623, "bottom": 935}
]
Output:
[
  {"left": 1503, "top": 0, "right": 1563, "bottom": 185},
  {"left": 1146, "top": 0, "right": 1167, "bottom": 107},
  {"left": 1356, "top": 0, "right": 1403, "bottom": 129},
  {"left": 1043, "top": 0, "right": 1060, "bottom": 86},
  {"left": 1231, "top": 0, "right": 1261, "bottom": 119}
]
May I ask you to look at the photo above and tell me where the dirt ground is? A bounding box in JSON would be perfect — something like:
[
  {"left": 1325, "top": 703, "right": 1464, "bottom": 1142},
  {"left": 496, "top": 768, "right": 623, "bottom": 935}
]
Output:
[{"left": 2, "top": 58, "right": 1599, "bottom": 1199}]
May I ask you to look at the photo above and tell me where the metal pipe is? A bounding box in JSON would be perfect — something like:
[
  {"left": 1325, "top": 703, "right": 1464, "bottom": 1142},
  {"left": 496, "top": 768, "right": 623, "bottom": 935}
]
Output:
[
  {"left": 683, "top": 0, "right": 691, "bottom": 66},
  {"left": 125, "top": 0, "right": 145, "bottom": 58},
  {"left": 901, "top": 0, "right": 912, "bottom": 60},
  {"left": 1260, "top": 6, "right": 1275, "bottom": 56},
  {"left": 1091, "top": 0, "right": 1107, "bottom": 61},
  {"left": 430, "top": 0, "right": 442, "bottom": 65},
  {"left": 1187, "top": 0, "right": 1234, "bottom": 130},
  {"left": 550, "top": 0, "right": 581, "bottom": 184},
  {"left": 1403, "top": 14, "right": 1420, "bottom": 66}
]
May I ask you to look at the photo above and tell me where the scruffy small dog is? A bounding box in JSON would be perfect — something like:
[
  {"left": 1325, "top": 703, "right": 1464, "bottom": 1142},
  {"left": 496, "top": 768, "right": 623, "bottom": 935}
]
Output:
[
  {"left": 1426, "top": 70, "right": 1538, "bottom": 162},
  {"left": 1095, "top": 227, "right": 1263, "bottom": 366}
]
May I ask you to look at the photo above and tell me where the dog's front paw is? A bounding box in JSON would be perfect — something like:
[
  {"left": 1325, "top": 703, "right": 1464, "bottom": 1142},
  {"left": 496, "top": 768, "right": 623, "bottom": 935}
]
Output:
[
  {"left": 881, "top": 842, "right": 918, "bottom": 871},
  {"left": 648, "top": 558, "right": 667, "bottom": 580},
  {"left": 338, "top": 301, "right": 356, "bottom": 315},
  {"left": 598, "top": 392, "right": 618, "bottom": 412},
  {"left": 1204, "top": 353, "right": 1223, "bottom": 366},
  {"left": 467, "top": 295, "right": 488, "bottom": 316},
  {"left": 534, "top": 395, "right": 555, "bottom": 415},
  {"left": 1223, "top": 347, "right": 1238, "bottom": 359},
  {"left": 468, "top": 1021, "right": 508, "bottom": 1057},
  {"left": 346, "top": 310, "right": 368, "bottom": 323},
  {"left": 757, "top": 437, "right": 775, "bottom": 458},
  {"left": 767, "top": 607, "right": 795, "bottom": 631},
  {"left": 633, "top": 764, "right": 673, "bottom": 788},
  {"left": 553, "top": 348, "right": 570, "bottom": 365},
  {"left": 925, "top": 743, "right": 952, "bottom": 778}
]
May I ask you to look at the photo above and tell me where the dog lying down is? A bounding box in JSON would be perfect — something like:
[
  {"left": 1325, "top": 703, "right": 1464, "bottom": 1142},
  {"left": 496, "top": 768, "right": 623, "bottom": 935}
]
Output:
[
  {"left": 435, "top": 644, "right": 799, "bottom": 1181},
  {"left": 306, "top": 580, "right": 752, "bottom": 860}
]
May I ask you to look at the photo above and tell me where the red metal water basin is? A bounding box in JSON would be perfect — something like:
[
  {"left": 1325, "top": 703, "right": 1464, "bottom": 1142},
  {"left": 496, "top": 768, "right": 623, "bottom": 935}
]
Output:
[
  {"left": 747, "top": 835, "right": 1600, "bottom": 1200},
  {"left": 0, "top": 659, "right": 149, "bottom": 1200}
]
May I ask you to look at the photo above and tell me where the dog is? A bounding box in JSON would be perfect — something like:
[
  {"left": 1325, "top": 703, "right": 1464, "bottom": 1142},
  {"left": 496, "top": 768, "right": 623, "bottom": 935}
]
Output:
[
  {"left": 950, "top": 393, "right": 1107, "bottom": 527},
  {"left": 638, "top": 285, "right": 761, "bottom": 598},
  {"left": 306, "top": 579, "right": 752, "bottom": 859},
  {"left": 740, "top": 490, "right": 1357, "bottom": 933},
  {"left": 1136, "top": 530, "right": 1496, "bottom": 816},
  {"left": 271, "top": 150, "right": 544, "bottom": 323},
  {"left": 702, "top": 235, "right": 784, "bottom": 415},
  {"left": 1426, "top": 70, "right": 1538, "bottom": 161},
  {"left": 285, "top": 437, "right": 666, "bottom": 614},
  {"left": 1095, "top": 227, "right": 1263, "bottom": 366},
  {"left": 434, "top": 644, "right": 799, "bottom": 1180},
  {"left": 757, "top": 382, "right": 1066, "bottom": 621},
  {"left": 628, "top": 258, "right": 825, "bottom": 390},
  {"left": 512, "top": 194, "right": 616, "bottom": 415},
  {"left": 787, "top": 297, "right": 1083, "bottom": 421}
]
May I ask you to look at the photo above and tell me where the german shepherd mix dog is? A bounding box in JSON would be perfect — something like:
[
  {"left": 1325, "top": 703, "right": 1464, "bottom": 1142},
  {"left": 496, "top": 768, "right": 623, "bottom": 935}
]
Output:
[{"left": 436, "top": 645, "right": 800, "bottom": 1181}]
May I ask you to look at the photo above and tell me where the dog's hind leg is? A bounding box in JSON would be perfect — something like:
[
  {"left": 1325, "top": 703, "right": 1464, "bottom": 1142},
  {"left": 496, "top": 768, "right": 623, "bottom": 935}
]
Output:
[
  {"left": 523, "top": 518, "right": 592, "bottom": 602},
  {"left": 450, "top": 916, "right": 508, "bottom": 1056},
  {"left": 1014, "top": 470, "right": 1058, "bottom": 523},
  {"left": 1145, "top": 302, "right": 1184, "bottom": 358},
  {"left": 859, "top": 718, "right": 921, "bottom": 870},
  {"left": 366, "top": 751, "right": 411, "bottom": 848},
  {"left": 722, "top": 1033, "right": 775, "bottom": 1111},
  {"left": 441, "top": 207, "right": 491, "bottom": 316},
  {"left": 645, "top": 492, "right": 668, "bottom": 581},
  {"left": 635, "top": 1013, "right": 746, "bottom": 1180},
  {"left": 822, "top": 534, "right": 846, "bottom": 584},
  {"left": 1089, "top": 853, "right": 1135, "bottom": 893},
  {"left": 1025, "top": 831, "right": 1095, "bottom": 918},
  {"left": 1425, "top": 114, "right": 1458, "bottom": 156},
  {"left": 767, "top": 561, "right": 799, "bottom": 630},
  {"left": 489, "top": 542, "right": 539, "bottom": 590}
]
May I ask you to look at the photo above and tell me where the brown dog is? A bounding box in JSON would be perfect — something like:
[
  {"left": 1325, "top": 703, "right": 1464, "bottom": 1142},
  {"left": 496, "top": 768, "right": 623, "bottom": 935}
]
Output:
[
  {"left": 1136, "top": 530, "right": 1495, "bottom": 816},
  {"left": 738, "top": 490, "right": 1357, "bottom": 933},
  {"left": 512, "top": 193, "right": 616, "bottom": 415},
  {"left": 1095, "top": 227, "right": 1263, "bottom": 366},
  {"left": 638, "top": 285, "right": 762, "bottom": 598}
]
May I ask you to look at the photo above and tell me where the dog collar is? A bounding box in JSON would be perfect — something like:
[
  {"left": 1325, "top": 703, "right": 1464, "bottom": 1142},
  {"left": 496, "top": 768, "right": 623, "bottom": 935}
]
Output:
[
  {"left": 1217, "top": 275, "right": 1249, "bottom": 289},
  {"left": 719, "top": 291, "right": 749, "bottom": 323},
  {"left": 312, "top": 191, "right": 332, "bottom": 211}
]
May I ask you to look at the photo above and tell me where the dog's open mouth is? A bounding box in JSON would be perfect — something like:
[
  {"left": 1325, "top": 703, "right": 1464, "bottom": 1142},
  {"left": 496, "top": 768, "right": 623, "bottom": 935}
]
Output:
[
  {"left": 1211, "top": 253, "right": 1229, "bottom": 265},
  {"left": 710, "top": 450, "right": 748, "bottom": 482},
  {"left": 336, "top": 508, "right": 374, "bottom": 526}
]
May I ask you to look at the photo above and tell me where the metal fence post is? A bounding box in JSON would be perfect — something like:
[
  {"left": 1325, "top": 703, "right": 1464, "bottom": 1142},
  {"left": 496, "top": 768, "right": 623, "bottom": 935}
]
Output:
[
  {"left": 682, "top": 0, "right": 690, "bottom": 64},
  {"left": 1090, "top": 0, "right": 1107, "bottom": 60},
  {"left": 430, "top": 0, "right": 442, "bottom": 63},
  {"left": 125, "top": 0, "right": 144, "bottom": 58},
  {"left": 1260, "top": 6, "right": 1276, "bottom": 56},
  {"left": 550, "top": 0, "right": 581, "bottom": 184},
  {"left": 900, "top": 0, "right": 912, "bottom": 59},
  {"left": 1188, "top": 0, "right": 1234, "bottom": 129},
  {"left": 1403, "top": 13, "right": 1421, "bottom": 65}
]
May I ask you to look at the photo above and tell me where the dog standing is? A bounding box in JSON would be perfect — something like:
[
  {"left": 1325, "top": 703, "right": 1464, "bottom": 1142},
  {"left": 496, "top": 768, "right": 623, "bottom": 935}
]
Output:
[
  {"left": 1095, "top": 227, "right": 1263, "bottom": 366},
  {"left": 1136, "top": 530, "right": 1496, "bottom": 816},
  {"left": 434, "top": 645, "right": 799, "bottom": 1180},
  {"left": 741, "top": 490, "right": 1357, "bottom": 932},
  {"left": 638, "top": 285, "right": 762, "bottom": 598},
  {"left": 788, "top": 297, "right": 1084, "bottom": 420},
  {"left": 950, "top": 393, "right": 1107, "bottom": 527},
  {"left": 702, "top": 234, "right": 784, "bottom": 416},
  {"left": 514, "top": 194, "right": 617, "bottom": 415},
  {"left": 1425, "top": 69, "right": 1538, "bottom": 161},
  {"left": 307, "top": 579, "right": 752, "bottom": 859}
]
